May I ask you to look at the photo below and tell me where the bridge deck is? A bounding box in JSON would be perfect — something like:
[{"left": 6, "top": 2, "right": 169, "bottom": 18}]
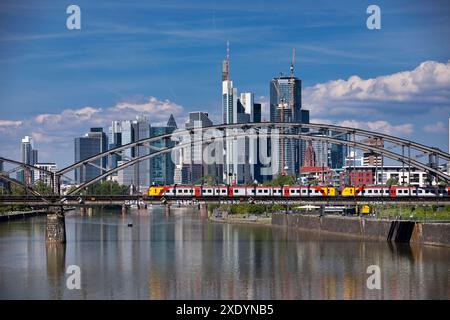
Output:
[{"left": 1, "top": 195, "right": 449, "bottom": 206}]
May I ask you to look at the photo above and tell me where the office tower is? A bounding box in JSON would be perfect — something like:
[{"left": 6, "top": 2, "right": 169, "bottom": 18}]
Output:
[
  {"left": 19, "top": 136, "right": 38, "bottom": 184},
  {"left": 183, "top": 112, "right": 217, "bottom": 184},
  {"left": 33, "top": 163, "right": 57, "bottom": 186},
  {"left": 221, "top": 45, "right": 254, "bottom": 184},
  {"left": 270, "top": 72, "right": 309, "bottom": 177},
  {"left": 363, "top": 137, "right": 383, "bottom": 166},
  {"left": 167, "top": 114, "right": 178, "bottom": 129},
  {"left": 108, "top": 121, "right": 122, "bottom": 169},
  {"left": 149, "top": 115, "right": 177, "bottom": 185},
  {"left": 74, "top": 128, "right": 107, "bottom": 183},
  {"left": 132, "top": 115, "right": 151, "bottom": 189},
  {"left": 309, "top": 130, "right": 345, "bottom": 169}
]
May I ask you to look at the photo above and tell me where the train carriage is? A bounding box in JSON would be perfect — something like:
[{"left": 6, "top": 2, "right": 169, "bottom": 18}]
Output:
[{"left": 149, "top": 184, "right": 449, "bottom": 199}]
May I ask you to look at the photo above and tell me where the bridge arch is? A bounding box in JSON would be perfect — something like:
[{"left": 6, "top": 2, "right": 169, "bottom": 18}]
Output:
[
  {"left": 67, "top": 130, "right": 450, "bottom": 196},
  {"left": 57, "top": 122, "right": 450, "bottom": 179}
]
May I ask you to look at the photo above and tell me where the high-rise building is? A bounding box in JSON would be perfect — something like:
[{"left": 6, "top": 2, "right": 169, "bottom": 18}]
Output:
[
  {"left": 149, "top": 116, "right": 177, "bottom": 185},
  {"left": 309, "top": 131, "right": 346, "bottom": 169},
  {"left": 108, "top": 121, "right": 122, "bottom": 169},
  {"left": 74, "top": 128, "right": 107, "bottom": 183},
  {"left": 18, "top": 136, "right": 38, "bottom": 184},
  {"left": 132, "top": 116, "right": 151, "bottom": 189},
  {"left": 363, "top": 137, "right": 383, "bottom": 166},
  {"left": 221, "top": 46, "right": 261, "bottom": 184},
  {"left": 183, "top": 112, "right": 219, "bottom": 184},
  {"left": 270, "top": 74, "right": 309, "bottom": 176}
]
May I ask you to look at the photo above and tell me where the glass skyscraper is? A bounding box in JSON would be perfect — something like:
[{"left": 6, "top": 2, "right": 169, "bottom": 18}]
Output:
[
  {"left": 270, "top": 75, "right": 309, "bottom": 177},
  {"left": 74, "top": 128, "right": 107, "bottom": 184}
]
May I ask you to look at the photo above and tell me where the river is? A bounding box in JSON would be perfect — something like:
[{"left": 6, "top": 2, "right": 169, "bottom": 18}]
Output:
[{"left": 0, "top": 207, "right": 449, "bottom": 299}]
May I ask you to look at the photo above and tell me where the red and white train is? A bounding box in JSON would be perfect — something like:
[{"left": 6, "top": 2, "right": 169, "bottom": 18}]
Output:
[{"left": 148, "top": 185, "right": 450, "bottom": 197}]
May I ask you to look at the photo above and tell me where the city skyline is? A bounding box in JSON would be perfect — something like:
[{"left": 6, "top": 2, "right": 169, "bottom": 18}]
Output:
[{"left": 0, "top": 0, "right": 449, "bottom": 168}]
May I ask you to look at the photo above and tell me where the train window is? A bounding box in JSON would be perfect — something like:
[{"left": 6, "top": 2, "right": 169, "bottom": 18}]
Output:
[
  {"left": 302, "top": 189, "right": 307, "bottom": 194},
  {"left": 264, "top": 189, "right": 268, "bottom": 193},
  {"left": 257, "top": 190, "right": 262, "bottom": 194},
  {"left": 368, "top": 190, "right": 372, "bottom": 194}
]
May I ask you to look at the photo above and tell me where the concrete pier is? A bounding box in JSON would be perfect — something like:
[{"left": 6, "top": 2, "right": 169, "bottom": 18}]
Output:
[{"left": 45, "top": 207, "right": 66, "bottom": 243}]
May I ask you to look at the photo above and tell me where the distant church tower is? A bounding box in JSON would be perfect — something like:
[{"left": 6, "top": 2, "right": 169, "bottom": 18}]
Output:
[{"left": 303, "top": 141, "right": 317, "bottom": 167}]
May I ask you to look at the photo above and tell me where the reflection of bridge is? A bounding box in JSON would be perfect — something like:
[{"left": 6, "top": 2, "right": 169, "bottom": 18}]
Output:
[{"left": 1, "top": 122, "right": 450, "bottom": 243}]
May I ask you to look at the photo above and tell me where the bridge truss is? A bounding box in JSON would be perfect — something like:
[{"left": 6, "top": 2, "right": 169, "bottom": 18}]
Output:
[{"left": 1, "top": 122, "right": 449, "bottom": 201}]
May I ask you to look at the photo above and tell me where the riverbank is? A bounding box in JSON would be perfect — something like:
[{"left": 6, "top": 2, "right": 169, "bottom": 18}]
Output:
[
  {"left": 272, "top": 213, "right": 450, "bottom": 247},
  {"left": 0, "top": 209, "right": 47, "bottom": 222},
  {"left": 209, "top": 213, "right": 272, "bottom": 226}
]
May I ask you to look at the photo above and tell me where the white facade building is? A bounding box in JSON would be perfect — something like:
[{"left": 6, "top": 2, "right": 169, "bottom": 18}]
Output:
[{"left": 33, "top": 163, "right": 57, "bottom": 186}]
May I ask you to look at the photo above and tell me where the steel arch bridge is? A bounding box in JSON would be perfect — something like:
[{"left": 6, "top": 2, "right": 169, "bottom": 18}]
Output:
[{"left": 1, "top": 122, "right": 450, "bottom": 200}]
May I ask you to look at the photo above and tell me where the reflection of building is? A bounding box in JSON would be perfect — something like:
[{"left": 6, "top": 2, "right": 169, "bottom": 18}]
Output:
[{"left": 34, "top": 163, "right": 57, "bottom": 186}]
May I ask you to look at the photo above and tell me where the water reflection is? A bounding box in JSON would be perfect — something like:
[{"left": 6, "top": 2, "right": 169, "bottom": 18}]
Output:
[
  {"left": 45, "top": 243, "right": 66, "bottom": 299},
  {"left": 0, "top": 207, "right": 449, "bottom": 299}
]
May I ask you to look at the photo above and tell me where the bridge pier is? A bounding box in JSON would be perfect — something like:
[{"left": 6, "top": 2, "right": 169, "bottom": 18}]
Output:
[
  {"left": 45, "top": 206, "right": 66, "bottom": 243},
  {"left": 80, "top": 207, "right": 86, "bottom": 215}
]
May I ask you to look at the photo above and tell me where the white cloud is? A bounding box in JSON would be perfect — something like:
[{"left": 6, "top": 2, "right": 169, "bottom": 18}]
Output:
[
  {"left": 32, "top": 97, "right": 183, "bottom": 131},
  {"left": 423, "top": 121, "right": 447, "bottom": 134},
  {"left": 303, "top": 60, "right": 450, "bottom": 116},
  {"left": 311, "top": 118, "right": 413, "bottom": 136},
  {"left": 0, "top": 120, "right": 23, "bottom": 127},
  {"left": 0, "top": 96, "right": 185, "bottom": 167}
]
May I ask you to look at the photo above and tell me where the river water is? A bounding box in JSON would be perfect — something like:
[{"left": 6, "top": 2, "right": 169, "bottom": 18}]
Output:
[{"left": 0, "top": 207, "right": 449, "bottom": 299}]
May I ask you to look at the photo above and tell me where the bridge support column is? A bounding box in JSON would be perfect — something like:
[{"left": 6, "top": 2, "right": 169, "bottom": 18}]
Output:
[
  {"left": 199, "top": 204, "right": 208, "bottom": 218},
  {"left": 164, "top": 204, "right": 171, "bottom": 216},
  {"left": 80, "top": 207, "right": 86, "bottom": 215},
  {"left": 45, "top": 207, "right": 66, "bottom": 243}
]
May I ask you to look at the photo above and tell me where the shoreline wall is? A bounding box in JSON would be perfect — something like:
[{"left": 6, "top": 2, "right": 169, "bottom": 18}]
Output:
[{"left": 272, "top": 213, "right": 450, "bottom": 247}]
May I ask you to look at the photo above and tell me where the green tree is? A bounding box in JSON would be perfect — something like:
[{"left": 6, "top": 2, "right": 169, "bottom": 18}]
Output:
[
  {"left": 386, "top": 177, "right": 399, "bottom": 186},
  {"left": 263, "top": 175, "right": 296, "bottom": 186},
  {"left": 34, "top": 181, "right": 53, "bottom": 195}
]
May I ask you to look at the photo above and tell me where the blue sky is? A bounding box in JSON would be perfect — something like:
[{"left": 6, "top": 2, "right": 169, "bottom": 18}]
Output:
[{"left": 0, "top": 0, "right": 449, "bottom": 167}]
